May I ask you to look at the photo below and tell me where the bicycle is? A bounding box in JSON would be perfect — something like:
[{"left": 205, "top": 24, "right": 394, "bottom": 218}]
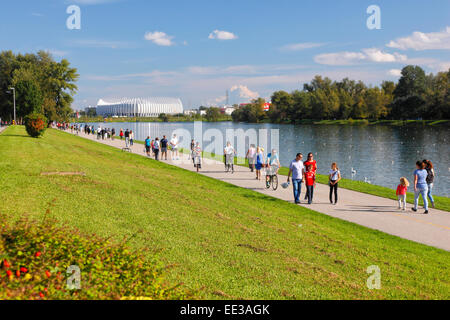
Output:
[{"left": 265, "top": 165, "right": 279, "bottom": 190}]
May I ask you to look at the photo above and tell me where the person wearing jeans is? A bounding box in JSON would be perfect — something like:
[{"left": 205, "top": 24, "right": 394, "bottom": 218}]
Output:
[
  {"left": 412, "top": 161, "right": 429, "bottom": 214},
  {"left": 424, "top": 160, "right": 435, "bottom": 208},
  {"left": 328, "top": 162, "right": 341, "bottom": 205},
  {"left": 287, "top": 153, "right": 305, "bottom": 204}
]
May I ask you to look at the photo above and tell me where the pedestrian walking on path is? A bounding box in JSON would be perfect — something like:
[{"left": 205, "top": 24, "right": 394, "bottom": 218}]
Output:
[
  {"left": 224, "top": 142, "right": 236, "bottom": 173},
  {"left": 153, "top": 137, "right": 160, "bottom": 160},
  {"left": 170, "top": 134, "right": 179, "bottom": 160},
  {"left": 305, "top": 165, "right": 316, "bottom": 204},
  {"left": 193, "top": 142, "right": 202, "bottom": 172},
  {"left": 129, "top": 131, "right": 134, "bottom": 146},
  {"left": 412, "top": 161, "right": 429, "bottom": 214},
  {"left": 304, "top": 152, "right": 317, "bottom": 201},
  {"left": 287, "top": 153, "right": 305, "bottom": 204},
  {"left": 329, "top": 162, "right": 341, "bottom": 205},
  {"left": 254, "top": 147, "right": 265, "bottom": 180},
  {"left": 145, "top": 136, "right": 151, "bottom": 157},
  {"left": 424, "top": 160, "right": 436, "bottom": 208},
  {"left": 396, "top": 177, "right": 409, "bottom": 210},
  {"left": 161, "top": 135, "right": 168, "bottom": 160},
  {"left": 246, "top": 144, "right": 256, "bottom": 172}
]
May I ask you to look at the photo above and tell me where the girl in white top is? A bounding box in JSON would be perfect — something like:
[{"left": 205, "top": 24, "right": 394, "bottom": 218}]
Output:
[{"left": 328, "top": 162, "right": 341, "bottom": 205}]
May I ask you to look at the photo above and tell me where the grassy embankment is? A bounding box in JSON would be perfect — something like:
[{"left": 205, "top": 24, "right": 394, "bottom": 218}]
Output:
[
  {"left": 129, "top": 139, "right": 450, "bottom": 212},
  {"left": 0, "top": 126, "right": 449, "bottom": 299}
]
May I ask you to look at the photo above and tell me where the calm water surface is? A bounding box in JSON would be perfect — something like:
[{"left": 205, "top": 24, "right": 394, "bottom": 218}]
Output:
[{"left": 82, "top": 122, "right": 450, "bottom": 197}]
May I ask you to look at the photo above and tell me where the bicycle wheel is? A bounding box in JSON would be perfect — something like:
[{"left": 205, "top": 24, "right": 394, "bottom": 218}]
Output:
[{"left": 272, "top": 175, "right": 278, "bottom": 190}]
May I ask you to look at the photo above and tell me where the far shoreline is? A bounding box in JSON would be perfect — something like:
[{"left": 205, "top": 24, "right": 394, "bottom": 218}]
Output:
[{"left": 71, "top": 117, "right": 450, "bottom": 126}]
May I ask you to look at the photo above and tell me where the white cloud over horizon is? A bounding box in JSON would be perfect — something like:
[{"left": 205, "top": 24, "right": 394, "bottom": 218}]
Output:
[
  {"left": 387, "top": 26, "right": 450, "bottom": 51},
  {"left": 144, "top": 31, "right": 175, "bottom": 46},
  {"left": 280, "top": 42, "right": 326, "bottom": 51},
  {"left": 314, "top": 48, "right": 407, "bottom": 65},
  {"left": 208, "top": 30, "right": 238, "bottom": 40}
]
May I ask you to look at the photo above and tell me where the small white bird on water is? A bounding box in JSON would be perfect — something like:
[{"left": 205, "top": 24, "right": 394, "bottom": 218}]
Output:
[
  {"left": 351, "top": 168, "right": 357, "bottom": 175},
  {"left": 364, "top": 177, "right": 372, "bottom": 184}
]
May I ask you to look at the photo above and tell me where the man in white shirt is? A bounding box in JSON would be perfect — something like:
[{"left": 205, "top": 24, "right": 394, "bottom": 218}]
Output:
[
  {"left": 170, "top": 134, "right": 179, "bottom": 160},
  {"left": 287, "top": 153, "right": 305, "bottom": 204},
  {"left": 224, "top": 142, "right": 236, "bottom": 173}
]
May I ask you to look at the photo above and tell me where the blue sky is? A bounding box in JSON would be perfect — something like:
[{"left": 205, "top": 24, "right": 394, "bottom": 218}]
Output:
[{"left": 1, "top": 0, "right": 449, "bottom": 110}]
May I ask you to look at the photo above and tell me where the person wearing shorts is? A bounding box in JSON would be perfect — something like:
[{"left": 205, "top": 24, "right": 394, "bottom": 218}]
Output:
[
  {"left": 145, "top": 136, "right": 151, "bottom": 157},
  {"left": 160, "top": 135, "right": 168, "bottom": 160}
]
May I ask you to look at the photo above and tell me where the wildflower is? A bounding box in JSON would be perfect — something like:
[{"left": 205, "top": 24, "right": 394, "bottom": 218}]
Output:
[
  {"left": 45, "top": 270, "right": 51, "bottom": 278},
  {"left": 39, "top": 292, "right": 44, "bottom": 298},
  {"left": 6, "top": 270, "right": 12, "bottom": 277},
  {"left": 34, "top": 252, "right": 42, "bottom": 258},
  {"left": 16, "top": 270, "right": 20, "bottom": 277},
  {"left": 20, "top": 267, "right": 28, "bottom": 273},
  {"left": 3, "top": 260, "right": 10, "bottom": 268}
]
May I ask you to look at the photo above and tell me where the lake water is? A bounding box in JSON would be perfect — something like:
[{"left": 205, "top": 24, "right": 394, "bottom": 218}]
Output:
[{"left": 81, "top": 121, "right": 450, "bottom": 197}]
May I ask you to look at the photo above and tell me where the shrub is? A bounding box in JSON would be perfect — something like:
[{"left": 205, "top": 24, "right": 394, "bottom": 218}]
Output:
[
  {"left": 0, "top": 216, "right": 189, "bottom": 300},
  {"left": 24, "top": 113, "right": 47, "bottom": 138}
]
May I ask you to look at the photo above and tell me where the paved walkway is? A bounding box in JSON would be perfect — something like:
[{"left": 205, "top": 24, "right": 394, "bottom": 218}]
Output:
[{"left": 68, "top": 129, "right": 450, "bottom": 251}]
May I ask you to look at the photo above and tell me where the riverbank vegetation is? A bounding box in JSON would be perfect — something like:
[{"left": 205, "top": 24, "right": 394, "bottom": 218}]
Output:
[
  {"left": 71, "top": 112, "right": 232, "bottom": 124},
  {"left": 3, "top": 126, "right": 447, "bottom": 299},
  {"left": 232, "top": 65, "right": 450, "bottom": 124}
]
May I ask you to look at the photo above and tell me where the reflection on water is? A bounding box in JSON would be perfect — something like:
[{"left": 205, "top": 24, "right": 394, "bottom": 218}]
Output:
[{"left": 82, "top": 121, "right": 450, "bottom": 197}]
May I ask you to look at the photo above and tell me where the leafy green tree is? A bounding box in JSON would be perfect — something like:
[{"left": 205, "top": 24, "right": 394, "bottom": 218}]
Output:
[{"left": 205, "top": 107, "right": 221, "bottom": 122}]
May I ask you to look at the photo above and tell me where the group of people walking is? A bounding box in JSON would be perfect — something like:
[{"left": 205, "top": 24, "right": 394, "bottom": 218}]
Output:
[
  {"left": 397, "top": 159, "right": 436, "bottom": 214},
  {"left": 144, "top": 134, "right": 181, "bottom": 162},
  {"left": 69, "top": 125, "right": 439, "bottom": 213}
]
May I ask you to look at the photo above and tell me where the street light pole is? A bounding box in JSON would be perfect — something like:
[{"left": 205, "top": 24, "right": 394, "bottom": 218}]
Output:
[
  {"left": 10, "top": 87, "right": 16, "bottom": 124},
  {"left": 7, "top": 87, "right": 16, "bottom": 124}
]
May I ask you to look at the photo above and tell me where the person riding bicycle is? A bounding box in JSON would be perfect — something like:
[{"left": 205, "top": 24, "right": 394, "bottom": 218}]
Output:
[{"left": 266, "top": 149, "right": 280, "bottom": 175}]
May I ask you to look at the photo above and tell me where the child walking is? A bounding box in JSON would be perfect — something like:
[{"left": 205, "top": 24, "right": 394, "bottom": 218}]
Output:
[
  {"left": 305, "top": 165, "right": 316, "bottom": 204},
  {"left": 396, "top": 177, "right": 409, "bottom": 210}
]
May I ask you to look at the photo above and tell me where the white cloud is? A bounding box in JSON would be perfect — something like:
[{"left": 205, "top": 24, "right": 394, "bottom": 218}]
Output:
[
  {"left": 362, "top": 48, "right": 407, "bottom": 63},
  {"left": 208, "top": 30, "right": 238, "bottom": 40},
  {"left": 314, "top": 48, "right": 407, "bottom": 65},
  {"left": 48, "top": 49, "right": 68, "bottom": 57},
  {"left": 280, "top": 42, "right": 326, "bottom": 51},
  {"left": 211, "top": 85, "right": 259, "bottom": 105},
  {"left": 388, "top": 69, "right": 402, "bottom": 77},
  {"left": 69, "top": 39, "right": 130, "bottom": 49},
  {"left": 387, "top": 27, "right": 450, "bottom": 50},
  {"left": 144, "top": 31, "right": 175, "bottom": 46},
  {"left": 314, "top": 51, "right": 366, "bottom": 65}
]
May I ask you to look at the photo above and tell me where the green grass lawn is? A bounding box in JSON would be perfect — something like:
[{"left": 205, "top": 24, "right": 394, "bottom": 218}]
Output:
[{"left": 1, "top": 126, "right": 449, "bottom": 299}]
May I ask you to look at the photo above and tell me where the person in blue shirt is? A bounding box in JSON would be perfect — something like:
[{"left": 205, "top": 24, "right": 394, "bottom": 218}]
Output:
[
  {"left": 412, "top": 161, "right": 429, "bottom": 214},
  {"left": 145, "top": 136, "right": 151, "bottom": 157}
]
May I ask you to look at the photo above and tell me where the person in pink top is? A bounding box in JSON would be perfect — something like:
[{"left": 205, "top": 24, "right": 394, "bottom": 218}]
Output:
[{"left": 396, "top": 177, "right": 409, "bottom": 210}]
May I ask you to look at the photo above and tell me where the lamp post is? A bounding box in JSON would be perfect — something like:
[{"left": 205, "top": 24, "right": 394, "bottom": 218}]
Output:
[{"left": 6, "top": 87, "right": 16, "bottom": 125}]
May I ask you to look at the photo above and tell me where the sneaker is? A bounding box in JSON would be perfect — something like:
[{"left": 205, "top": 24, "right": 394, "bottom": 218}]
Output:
[
  {"left": 295, "top": 201, "right": 300, "bottom": 204},
  {"left": 424, "top": 210, "right": 429, "bottom": 214},
  {"left": 411, "top": 208, "right": 417, "bottom": 212},
  {"left": 432, "top": 203, "right": 435, "bottom": 208},
  {"left": 402, "top": 208, "right": 406, "bottom": 211}
]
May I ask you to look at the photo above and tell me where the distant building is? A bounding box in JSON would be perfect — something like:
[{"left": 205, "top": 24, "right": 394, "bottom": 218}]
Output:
[
  {"left": 199, "top": 110, "right": 207, "bottom": 116},
  {"left": 220, "top": 106, "right": 236, "bottom": 115},
  {"left": 183, "top": 109, "right": 198, "bottom": 116},
  {"left": 96, "top": 97, "right": 183, "bottom": 117}
]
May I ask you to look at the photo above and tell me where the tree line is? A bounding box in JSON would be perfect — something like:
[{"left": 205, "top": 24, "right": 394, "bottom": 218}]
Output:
[
  {"left": 0, "top": 50, "right": 79, "bottom": 123},
  {"left": 232, "top": 65, "right": 450, "bottom": 123}
]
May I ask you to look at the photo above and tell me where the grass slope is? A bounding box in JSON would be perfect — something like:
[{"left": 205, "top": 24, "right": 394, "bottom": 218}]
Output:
[{"left": 0, "top": 126, "right": 449, "bottom": 299}]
